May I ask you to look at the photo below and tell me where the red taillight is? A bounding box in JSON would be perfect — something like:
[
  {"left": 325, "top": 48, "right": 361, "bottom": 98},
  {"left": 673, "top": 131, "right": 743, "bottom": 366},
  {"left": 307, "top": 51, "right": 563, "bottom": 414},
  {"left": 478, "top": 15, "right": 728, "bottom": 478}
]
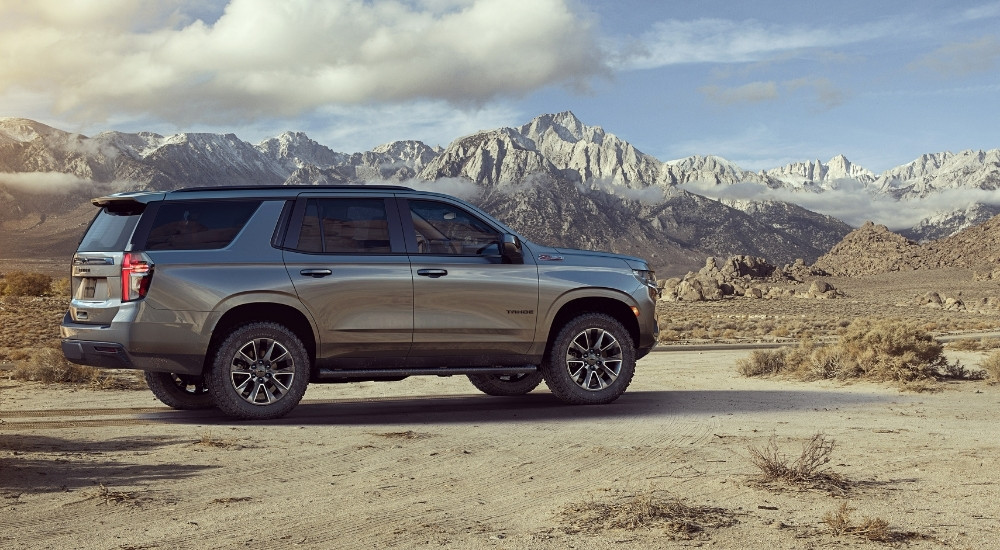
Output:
[{"left": 121, "top": 252, "right": 154, "bottom": 302}]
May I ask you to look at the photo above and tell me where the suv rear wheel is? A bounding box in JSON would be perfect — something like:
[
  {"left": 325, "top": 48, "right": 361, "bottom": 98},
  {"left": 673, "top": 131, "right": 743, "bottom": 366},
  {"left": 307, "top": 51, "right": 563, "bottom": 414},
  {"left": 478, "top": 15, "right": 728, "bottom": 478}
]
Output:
[
  {"left": 467, "top": 371, "right": 543, "bottom": 396},
  {"left": 144, "top": 372, "right": 214, "bottom": 410},
  {"left": 542, "top": 313, "right": 636, "bottom": 405},
  {"left": 206, "top": 322, "right": 310, "bottom": 420}
]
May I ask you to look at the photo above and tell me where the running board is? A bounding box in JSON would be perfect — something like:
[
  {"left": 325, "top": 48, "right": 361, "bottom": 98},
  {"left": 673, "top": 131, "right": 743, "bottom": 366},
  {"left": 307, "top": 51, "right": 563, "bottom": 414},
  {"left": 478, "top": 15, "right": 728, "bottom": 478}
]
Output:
[{"left": 315, "top": 365, "right": 538, "bottom": 381}]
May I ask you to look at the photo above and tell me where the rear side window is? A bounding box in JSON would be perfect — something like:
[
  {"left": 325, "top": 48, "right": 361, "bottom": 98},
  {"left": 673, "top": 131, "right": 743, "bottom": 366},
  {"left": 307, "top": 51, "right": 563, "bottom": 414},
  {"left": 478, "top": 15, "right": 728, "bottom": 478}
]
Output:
[
  {"left": 294, "top": 198, "right": 391, "bottom": 254},
  {"left": 78, "top": 210, "right": 141, "bottom": 252},
  {"left": 145, "top": 200, "right": 261, "bottom": 251}
]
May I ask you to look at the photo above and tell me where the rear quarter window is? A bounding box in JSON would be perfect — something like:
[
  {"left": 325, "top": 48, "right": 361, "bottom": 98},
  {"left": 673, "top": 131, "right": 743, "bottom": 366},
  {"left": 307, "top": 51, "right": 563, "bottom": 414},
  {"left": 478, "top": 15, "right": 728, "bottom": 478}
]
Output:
[
  {"left": 144, "top": 200, "right": 262, "bottom": 251},
  {"left": 78, "top": 210, "right": 141, "bottom": 252}
]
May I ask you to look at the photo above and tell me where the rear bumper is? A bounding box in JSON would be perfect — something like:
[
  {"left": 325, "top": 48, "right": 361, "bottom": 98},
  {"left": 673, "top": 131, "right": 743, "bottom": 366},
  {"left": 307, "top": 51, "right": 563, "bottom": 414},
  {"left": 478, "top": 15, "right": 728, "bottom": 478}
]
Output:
[
  {"left": 62, "top": 340, "right": 135, "bottom": 369},
  {"left": 60, "top": 311, "right": 204, "bottom": 375}
]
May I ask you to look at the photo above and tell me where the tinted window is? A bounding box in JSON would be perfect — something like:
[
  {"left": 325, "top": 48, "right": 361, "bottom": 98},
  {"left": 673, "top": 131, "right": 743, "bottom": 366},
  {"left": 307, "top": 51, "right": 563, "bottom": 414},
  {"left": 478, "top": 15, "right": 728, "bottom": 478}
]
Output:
[
  {"left": 409, "top": 200, "right": 498, "bottom": 255},
  {"left": 78, "top": 210, "right": 140, "bottom": 252},
  {"left": 145, "top": 200, "right": 261, "bottom": 250},
  {"left": 294, "top": 198, "right": 391, "bottom": 254}
]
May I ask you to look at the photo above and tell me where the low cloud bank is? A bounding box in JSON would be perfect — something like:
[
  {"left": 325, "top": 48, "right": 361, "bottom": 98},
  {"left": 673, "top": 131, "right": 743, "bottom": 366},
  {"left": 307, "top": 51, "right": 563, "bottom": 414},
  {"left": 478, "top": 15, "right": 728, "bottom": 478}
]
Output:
[
  {"left": 680, "top": 179, "right": 1000, "bottom": 230},
  {"left": 0, "top": 172, "right": 95, "bottom": 194}
]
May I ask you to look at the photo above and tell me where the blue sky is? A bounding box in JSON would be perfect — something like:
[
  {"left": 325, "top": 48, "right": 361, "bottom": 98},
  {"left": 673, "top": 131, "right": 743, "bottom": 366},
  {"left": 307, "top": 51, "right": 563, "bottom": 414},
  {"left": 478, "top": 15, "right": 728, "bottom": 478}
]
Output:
[{"left": 2, "top": 0, "right": 998, "bottom": 173}]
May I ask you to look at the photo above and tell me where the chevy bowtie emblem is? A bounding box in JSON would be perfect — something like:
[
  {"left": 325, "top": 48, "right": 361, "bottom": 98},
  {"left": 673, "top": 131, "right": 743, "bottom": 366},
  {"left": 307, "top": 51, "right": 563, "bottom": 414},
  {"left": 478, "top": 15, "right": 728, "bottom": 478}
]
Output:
[{"left": 538, "top": 254, "right": 564, "bottom": 261}]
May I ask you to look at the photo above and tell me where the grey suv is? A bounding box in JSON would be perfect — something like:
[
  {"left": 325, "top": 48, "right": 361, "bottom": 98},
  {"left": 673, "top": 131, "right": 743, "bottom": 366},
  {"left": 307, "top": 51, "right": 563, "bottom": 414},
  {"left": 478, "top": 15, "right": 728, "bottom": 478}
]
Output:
[{"left": 60, "top": 185, "right": 659, "bottom": 419}]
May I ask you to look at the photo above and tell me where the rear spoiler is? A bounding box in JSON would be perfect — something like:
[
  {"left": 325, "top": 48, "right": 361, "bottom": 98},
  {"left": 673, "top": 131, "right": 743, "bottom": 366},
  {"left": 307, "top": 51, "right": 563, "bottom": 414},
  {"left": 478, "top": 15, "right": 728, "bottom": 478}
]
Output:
[{"left": 91, "top": 192, "right": 165, "bottom": 214}]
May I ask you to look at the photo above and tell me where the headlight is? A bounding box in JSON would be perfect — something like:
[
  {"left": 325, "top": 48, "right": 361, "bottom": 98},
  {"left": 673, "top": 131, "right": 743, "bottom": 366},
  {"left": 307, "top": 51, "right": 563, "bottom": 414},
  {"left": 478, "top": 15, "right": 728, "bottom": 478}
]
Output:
[{"left": 633, "top": 269, "right": 658, "bottom": 293}]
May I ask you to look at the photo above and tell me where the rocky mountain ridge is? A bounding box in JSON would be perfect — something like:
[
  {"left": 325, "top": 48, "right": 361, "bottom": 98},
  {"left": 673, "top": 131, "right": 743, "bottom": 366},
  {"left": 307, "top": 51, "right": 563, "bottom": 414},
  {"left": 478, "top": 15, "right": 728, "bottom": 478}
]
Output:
[{"left": 1, "top": 112, "right": 997, "bottom": 274}]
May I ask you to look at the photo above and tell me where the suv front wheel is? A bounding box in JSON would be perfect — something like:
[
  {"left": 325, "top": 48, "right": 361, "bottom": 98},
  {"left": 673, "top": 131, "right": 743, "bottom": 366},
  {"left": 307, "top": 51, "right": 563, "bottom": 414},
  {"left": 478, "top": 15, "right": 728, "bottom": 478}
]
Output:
[
  {"left": 542, "top": 313, "right": 636, "bottom": 405},
  {"left": 206, "top": 322, "right": 310, "bottom": 420}
]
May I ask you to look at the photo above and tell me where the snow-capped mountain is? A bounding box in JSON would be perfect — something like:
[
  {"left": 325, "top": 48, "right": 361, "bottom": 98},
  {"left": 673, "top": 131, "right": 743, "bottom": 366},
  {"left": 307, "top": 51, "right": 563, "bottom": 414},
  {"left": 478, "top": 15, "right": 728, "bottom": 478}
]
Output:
[
  {"left": 874, "top": 149, "right": 1000, "bottom": 199},
  {"left": 765, "top": 155, "right": 876, "bottom": 190},
  {"left": 1, "top": 112, "right": 997, "bottom": 272}
]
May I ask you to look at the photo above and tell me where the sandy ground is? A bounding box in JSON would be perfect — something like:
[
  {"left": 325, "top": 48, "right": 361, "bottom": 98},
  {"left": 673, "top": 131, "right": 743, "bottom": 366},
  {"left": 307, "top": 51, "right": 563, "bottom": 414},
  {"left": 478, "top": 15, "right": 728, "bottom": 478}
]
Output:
[{"left": 1, "top": 349, "right": 999, "bottom": 550}]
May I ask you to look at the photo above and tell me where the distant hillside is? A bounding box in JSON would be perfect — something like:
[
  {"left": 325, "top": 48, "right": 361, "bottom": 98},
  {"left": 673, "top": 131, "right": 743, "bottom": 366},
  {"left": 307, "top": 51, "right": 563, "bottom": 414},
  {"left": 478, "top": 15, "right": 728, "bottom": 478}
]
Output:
[{"left": 814, "top": 215, "right": 1000, "bottom": 277}]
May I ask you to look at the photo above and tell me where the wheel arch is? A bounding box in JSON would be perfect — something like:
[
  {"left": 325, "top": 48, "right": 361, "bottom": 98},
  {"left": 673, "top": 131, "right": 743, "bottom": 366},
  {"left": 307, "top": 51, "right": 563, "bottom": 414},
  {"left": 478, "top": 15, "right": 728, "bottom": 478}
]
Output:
[
  {"left": 543, "top": 294, "right": 640, "bottom": 357},
  {"left": 205, "top": 302, "right": 317, "bottom": 374}
]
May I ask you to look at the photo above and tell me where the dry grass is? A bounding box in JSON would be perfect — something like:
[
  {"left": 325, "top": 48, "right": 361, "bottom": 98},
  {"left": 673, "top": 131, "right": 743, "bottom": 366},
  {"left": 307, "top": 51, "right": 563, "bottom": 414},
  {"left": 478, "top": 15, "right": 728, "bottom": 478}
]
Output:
[
  {"left": 0, "top": 271, "right": 53, "bottom": 297},
  {"left": 0, "top": 296, "right": 66, "bottom": 350},
  {"left": 82, "top": 484, "right": 145, "bottom": 506},
  {"left": 737, "top": 318, "right": 986, "bottom": 386},
  {"left": 822, "top": 502, "right": 926, "bottom": 543},
  {"left": 211, "top": 496, "right": 253, "bottom": 504},
  {"left": 369, "top": 430, "right": 433, "bottom": 440},
  {"left": 979, "top": 351, "right": 1000, "bottom": 383},
  {"left": 559, "top": 490, "right": 736, "bottom": 539},
  {"left": 195, "top": 432, "right": 243, "bottom": 449},
  {"left": 8, "top": 347, "right": 146, "bottom": 390},
  {"left": 947, "top": 336, "right": 1000, "bottom": 351},
  {"left": 747, "top": 434, "right": 849, "bottom": 492},
  {"left": 656, "top": 269, "right": 1000, "bottom": 345},
  {"left": 0, "top": 294, "right": 146, "bottom": 390}
]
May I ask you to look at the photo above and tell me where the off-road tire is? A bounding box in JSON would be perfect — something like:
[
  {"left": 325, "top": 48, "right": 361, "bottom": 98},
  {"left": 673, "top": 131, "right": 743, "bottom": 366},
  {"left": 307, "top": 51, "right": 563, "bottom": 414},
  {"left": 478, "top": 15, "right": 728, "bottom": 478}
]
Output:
[
  {"left": 542, "top": 313, "right": 636, "bottom": 405},
  {"left": 467, "top": 371, "right": 543, "bottom": 396},
  {"left": 144, "top": 372, "right": 214, "bottom": 410},
  {"left": 206, "top": 322, "right": 310, "bottom": 420}
]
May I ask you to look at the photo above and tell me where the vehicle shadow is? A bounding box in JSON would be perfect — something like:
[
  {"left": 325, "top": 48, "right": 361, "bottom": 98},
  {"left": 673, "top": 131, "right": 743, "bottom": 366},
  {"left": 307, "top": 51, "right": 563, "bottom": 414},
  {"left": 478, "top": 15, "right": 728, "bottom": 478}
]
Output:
[
  {"left": 0, "top": 435, "right": 214, "bottom": 493},
  {"left": 150, "top": 388, "right": 905, "bottom": 426}
]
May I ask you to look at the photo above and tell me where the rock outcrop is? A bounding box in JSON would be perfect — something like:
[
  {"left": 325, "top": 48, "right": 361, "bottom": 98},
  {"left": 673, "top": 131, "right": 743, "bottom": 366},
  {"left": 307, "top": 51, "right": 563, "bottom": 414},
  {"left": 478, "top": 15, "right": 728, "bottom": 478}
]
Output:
[
  {"left": 812, "top": 221, "right": 922, "bottom": 276},
  {"left": 658, "top": 256, "right": 840, "bottom": 302}
]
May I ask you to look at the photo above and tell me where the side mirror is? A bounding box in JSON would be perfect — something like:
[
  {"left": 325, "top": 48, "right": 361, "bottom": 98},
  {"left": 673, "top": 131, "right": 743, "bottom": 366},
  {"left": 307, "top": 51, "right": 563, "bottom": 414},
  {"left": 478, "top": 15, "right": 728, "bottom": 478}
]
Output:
[{"left": 500, "top": 233, "right": 524, "bottom": 264}]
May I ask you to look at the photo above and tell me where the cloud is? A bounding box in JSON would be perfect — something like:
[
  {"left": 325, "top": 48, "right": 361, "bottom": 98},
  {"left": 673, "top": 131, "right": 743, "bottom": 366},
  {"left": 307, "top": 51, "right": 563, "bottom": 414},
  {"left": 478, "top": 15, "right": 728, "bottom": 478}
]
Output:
[
  {"left": 784, "top": 77, "right": 847, "bottom": 109},
  {"left": 305, "top": 101, "right": 524, "bottom": 152},
  {"left": 0, "top": 171, "right": 99, "bottom": 194},
  {"left": 620, "top": 17, "right": 892, "bottom": 70},
  {"left": 700, "top": 81, "right": 778, "bottom": 105},
  {"left": 680, "top": 178, "right": 1000, "bottom": 231},
  {"left": 579, "top": 177, "right": 667, "bottom": 205},
  {"left": 0, "top": 0, "right": 606, "bottom": 125},
  {"left": 699, "top": 78, "right": 847, "bottom": 108},
  {"left": 910, "top": 36, "right": 1000, "bottom": 77},
  {"left": 402, "top": 177, "right": 483, "bottom": 201}
]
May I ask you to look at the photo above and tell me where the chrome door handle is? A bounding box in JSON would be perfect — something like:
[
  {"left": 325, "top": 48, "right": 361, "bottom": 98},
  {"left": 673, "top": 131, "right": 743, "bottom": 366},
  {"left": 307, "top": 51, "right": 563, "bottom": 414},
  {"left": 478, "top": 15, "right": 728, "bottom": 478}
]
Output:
[
  {"left": 300, "top": 269, "right": 333, "bottom": 278},
  {"left": 417, "top": 269, "right": 448, "bottom": 278}
]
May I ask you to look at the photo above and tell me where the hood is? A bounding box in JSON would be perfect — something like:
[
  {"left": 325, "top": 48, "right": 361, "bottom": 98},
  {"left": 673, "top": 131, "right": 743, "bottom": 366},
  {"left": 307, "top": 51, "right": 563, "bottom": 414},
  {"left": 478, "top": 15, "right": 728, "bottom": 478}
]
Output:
[{"left": 527, "top": 242, "right": 650, "bottom": 270}]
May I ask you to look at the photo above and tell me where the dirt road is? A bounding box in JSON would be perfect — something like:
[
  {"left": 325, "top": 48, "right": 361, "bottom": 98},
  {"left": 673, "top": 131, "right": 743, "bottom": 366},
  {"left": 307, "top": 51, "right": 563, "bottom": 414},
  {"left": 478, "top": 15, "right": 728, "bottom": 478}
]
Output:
[{"left": 1, "top": 349, "right": 998, "bottom": 549}]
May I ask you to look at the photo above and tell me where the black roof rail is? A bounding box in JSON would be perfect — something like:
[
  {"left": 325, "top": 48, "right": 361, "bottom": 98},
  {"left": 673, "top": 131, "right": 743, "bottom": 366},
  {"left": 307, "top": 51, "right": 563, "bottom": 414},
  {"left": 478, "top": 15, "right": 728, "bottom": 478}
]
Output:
[{"left": 172, "top": 184, "right": 413, "bottom": 193}]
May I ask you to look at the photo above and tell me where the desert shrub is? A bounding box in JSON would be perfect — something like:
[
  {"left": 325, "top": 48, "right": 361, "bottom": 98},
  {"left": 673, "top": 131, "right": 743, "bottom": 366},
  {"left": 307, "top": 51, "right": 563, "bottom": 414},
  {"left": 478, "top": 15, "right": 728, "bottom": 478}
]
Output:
[
  {"left": 11, "top": 348, "right": 95, "bottom": 383},
  {"left": 51, "top": 277, "right": 72, "bottom": 296},
  {"left": 658, "top": 329, "right": 682, "bottom": 342},
  {"left": 948, "top": 338, "right": 983, "bottom": 351},
  {"left": 739, "top": 319, "right": 961, "bottom": 384},
  {"left": 0, "top": 271, "right": 53, "bottom": 297},
  {"left": 736, "top": 349, "right": 787, "bottom": 377},
  {"left": 946, "top": 336, "right": 1000, "bottom": 351},
  {"left": 823, "top": 503, "right": 895, "bottom": 542},
  {"left": 559, "top": 490, "right": 735, "bottom": 537},
  {"left": 979, "top": 351, "right": 1000, "bottom": 383},
  {"left": 9, "top": 348, "right": 145, "bottom": 390},
  {"left": 747, "top": 433, "right": 846, "bottom": 491},
  {"left": 834, "top": 318, "right": 948, "bottom": 382},
  {"left": 736, "top": 339, "right": 832, "bottom": 380},
  {"left": 981, "top": 337, "right": 1000, "bottom": 349}
]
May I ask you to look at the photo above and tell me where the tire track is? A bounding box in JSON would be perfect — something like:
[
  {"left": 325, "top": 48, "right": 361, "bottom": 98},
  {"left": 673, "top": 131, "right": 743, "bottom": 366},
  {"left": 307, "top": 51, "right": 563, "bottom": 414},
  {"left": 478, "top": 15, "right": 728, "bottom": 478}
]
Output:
[{"left": 1, "top": 406, "right": 167, "bottom": 418}]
